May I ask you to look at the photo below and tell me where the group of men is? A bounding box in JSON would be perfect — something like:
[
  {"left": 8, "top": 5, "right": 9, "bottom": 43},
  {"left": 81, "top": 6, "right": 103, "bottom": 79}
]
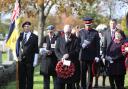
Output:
[{"left": 16, "top": 16, "right": 127, "bottom": 89}]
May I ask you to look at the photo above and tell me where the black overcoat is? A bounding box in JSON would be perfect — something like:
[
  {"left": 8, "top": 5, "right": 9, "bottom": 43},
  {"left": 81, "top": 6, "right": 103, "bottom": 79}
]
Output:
[
  {"left": 103, "top": 29, "right": 126, "bottom": 75},
  {"left": 55, "top": 34, "right": 80, "bottom": 83},
  {"left": 40, "top": 35, "right": 58, "bottom": 76}
]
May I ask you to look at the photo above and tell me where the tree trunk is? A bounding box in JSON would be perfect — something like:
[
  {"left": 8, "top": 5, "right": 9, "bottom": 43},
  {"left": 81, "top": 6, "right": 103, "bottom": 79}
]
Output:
[{"left": 38, "top": 6, "right": 46, "bottom": 47}]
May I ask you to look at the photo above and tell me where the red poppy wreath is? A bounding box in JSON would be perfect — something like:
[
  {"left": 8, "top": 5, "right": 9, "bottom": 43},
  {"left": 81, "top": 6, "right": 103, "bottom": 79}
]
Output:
[
  {"left": 56, "top": 60, "right": 75, "bottom": 79},
  {"left": 121, "top": 42, "right": 128, "bottom": 68}
]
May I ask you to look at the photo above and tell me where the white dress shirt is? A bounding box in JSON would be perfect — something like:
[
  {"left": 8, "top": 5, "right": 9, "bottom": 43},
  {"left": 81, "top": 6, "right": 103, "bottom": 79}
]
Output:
[{"left": 23, "top": 32, "right": 31, "bottom": 42}]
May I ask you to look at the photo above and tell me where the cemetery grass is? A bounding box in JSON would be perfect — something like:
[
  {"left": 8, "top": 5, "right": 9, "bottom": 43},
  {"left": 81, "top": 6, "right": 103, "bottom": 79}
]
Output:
[
  {"left": 2, "top": 65, "right": 54, "bottom": 89},
  {"left": 2, "top": 52, "right": 7, "bottom": 62},
  {"left": 1, "top": 52, "right": 128, "bottom": 89},
  {"left": 2, "top": 65, "right": 128, "bottom": 89}
]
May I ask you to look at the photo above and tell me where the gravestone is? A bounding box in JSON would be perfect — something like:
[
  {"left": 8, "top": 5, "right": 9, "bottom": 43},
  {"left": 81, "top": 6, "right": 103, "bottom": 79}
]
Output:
[
  {"left": 7, "top": 49, "right": 13, "bottom": 61},
  {"left": 0, "top": 51, "right": 2, "bottom": 64},
  {"left": 0, "top": 65, "right": 4, "bottom": 85},
  {"left": 0, "top": 40, "right": 3, "bottom": 64}
]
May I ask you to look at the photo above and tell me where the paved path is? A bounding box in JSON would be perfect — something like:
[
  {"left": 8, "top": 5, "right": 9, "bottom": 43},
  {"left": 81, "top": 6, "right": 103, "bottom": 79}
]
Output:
[
  {"left": 92, "top": 76, "right": 111, "bottom": 89},
  {"left": 92, "top": 76, "right": 128, "bottom": 89}
]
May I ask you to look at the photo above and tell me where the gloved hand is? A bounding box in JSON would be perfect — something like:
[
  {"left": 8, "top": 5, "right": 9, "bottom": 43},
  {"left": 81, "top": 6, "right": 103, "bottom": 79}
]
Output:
[
  {"left": 62, "top": 54, "right": 69, "bottom": 60},
  {"left": 82, "top": 43, "right": 86, "bottom": 48},
  {"left": 39, "top": 48, "right": 43, "bottom": 54},
  {"left": 82, "top": 40, "right": 90, "bottom": 48},
  {"left": 106, "top": 56, "right": 113, "bottom": 64},
  {"left": 39, "top": 48, "right": 48, "bottom": 55},
  {"left": 102, "top": 58, "right": 106, "bottom": 65},
  {"left": 95, "top": 57, "right": 99, "bottom": 62},
  {"left": 17, "top": 57, "right": 22, "bottom": 62},
  {"left": 109, "top": 60, "right": 113, "bottom": 63},
  {"left": 33, "top": 54, "right": 38, "bottom": 67},
  {"left": 125, "top": 47, "right": 128, "bottom": 53},
  {"left": 47, "top": 50, "right": 52, "bottom": 55}
]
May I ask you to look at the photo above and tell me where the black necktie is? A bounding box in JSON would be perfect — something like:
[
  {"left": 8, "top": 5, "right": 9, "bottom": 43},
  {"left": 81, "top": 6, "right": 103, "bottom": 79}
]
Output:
[{"left": 23, "top": 34, "right": 27, "bottom": 43}]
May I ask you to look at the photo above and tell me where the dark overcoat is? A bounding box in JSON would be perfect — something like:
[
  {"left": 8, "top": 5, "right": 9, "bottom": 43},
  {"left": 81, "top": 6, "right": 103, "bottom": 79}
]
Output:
[
  {"left": 40, "top": 35, "right": 58, "bottom": 76},
  {"left": 55, "top": 34, "right": 80, "bottom": 83},
  {"left": 103, "top": 29, "right": 126, "bottom": 75}
]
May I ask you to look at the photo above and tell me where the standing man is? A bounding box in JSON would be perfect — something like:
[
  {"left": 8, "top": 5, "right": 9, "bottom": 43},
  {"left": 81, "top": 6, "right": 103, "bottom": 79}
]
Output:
[
  {"left": 16, "top": 21, "right": 39, "bottom": 89},
  {"left": 40, "top": 25, "right": 58, "bottom": 89},
  {"left": 103, "top": 19, "right": 126, "bottom": 89},
  {"left": 55, "top": 25, "right": 80, "bottom": 89},
  {"left": 78, "top": 17, "right": 100, "bottom": 89}
]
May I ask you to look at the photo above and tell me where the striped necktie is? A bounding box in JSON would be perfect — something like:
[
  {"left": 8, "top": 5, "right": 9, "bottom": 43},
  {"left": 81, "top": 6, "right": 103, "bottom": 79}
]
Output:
[{"left": 111, "top": 31, "right": 115, "bottom": 40}]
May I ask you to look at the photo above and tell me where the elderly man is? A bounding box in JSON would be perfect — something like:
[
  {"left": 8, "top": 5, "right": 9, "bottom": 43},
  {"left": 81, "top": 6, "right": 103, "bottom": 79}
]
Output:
[
  {"left": 55, "top": 25, "right": 80, "bottom": 89},
  {"left": 16, "top": 21, "right": 39, "bottom": 89},
  {"left": 40, "top": 25, "right": 58, "bottom": 89}
]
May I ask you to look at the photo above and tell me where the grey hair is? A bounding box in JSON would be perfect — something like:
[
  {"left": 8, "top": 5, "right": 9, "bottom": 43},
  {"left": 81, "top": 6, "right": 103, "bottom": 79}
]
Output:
[
  {"left": 63, "top": 25, "right": 72, "bottom": 33},
  {"left": 96, "top": 24, "right": 107, "bottom": 32}
]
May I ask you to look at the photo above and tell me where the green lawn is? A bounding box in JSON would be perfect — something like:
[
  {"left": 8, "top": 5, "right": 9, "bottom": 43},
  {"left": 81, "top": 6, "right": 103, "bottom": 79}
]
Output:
[
  {"left": 1, "top": 65, "right": 128, "bottom": 89},
  {"left": 125, "top": 72, "right": 128, "bottom": 88},
  {"left": 2, "top": 52, "right": 8, "bottom": 62},
  {"left": 0, "top": 65, "right": 54, "bottom": 89},
  {"left": 1, "top": 52, "right": 128, "bottom": 89}
]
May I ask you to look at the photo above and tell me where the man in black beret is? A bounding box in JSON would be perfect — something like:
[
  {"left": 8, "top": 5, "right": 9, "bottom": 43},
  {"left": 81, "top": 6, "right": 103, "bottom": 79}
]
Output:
[
  {"left": 16, "top": 21, "right": 39, "bottom": 89},
  {"left": 78, "top": 17, "right": 100, "bottom": 89},
  {"left": 22, "top": 21, "right": 31, "bottom": 28}
]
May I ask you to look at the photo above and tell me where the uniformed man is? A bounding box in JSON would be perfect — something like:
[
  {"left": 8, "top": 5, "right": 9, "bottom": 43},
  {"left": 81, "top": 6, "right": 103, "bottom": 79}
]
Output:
[
  {"left": 40, "top": 25, "right": 58, "bottom": 89},
  {"left": 16, "top": 21, "right": 39, "bottom": 89},
  {"left": 78, "top": 17, "right": 100, "bottom": 89}
]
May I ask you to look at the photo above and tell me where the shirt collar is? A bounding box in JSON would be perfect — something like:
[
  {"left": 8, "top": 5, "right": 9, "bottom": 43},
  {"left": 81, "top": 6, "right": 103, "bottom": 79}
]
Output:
[{"left": 24, "top": 32, "right": 31, "bottom": 40}]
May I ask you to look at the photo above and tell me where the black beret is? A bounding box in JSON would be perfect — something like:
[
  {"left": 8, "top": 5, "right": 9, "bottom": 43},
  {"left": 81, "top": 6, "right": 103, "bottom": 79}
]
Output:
[{"left": 22, "top": 21, "right": 31, "bottom": 28}]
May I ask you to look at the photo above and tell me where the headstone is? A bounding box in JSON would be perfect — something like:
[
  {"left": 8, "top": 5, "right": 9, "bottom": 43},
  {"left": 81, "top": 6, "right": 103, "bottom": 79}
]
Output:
[
  {"left": 7, "top": 49, "right": 13, "bottom": 61},
  {"left": 2, "top": 61, "right": 14, "bottom": 68},
  {"left": 0, "top": 40, "right": 3, "bottom": 64},
  {"left": 0, "top": 51, "right": 2, "bottom": 64},
  {"left": 0, "top": 66, "right": 4, "bottom": 76}
]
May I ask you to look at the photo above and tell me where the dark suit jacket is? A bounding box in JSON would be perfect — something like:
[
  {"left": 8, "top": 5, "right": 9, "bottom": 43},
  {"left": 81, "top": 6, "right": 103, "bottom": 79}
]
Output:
[
  {"left": 103, "top": 29, "right": 112, "bottom": 57},
  {"left": 16, "top": 32, "right": 39, "bottom": 64}
]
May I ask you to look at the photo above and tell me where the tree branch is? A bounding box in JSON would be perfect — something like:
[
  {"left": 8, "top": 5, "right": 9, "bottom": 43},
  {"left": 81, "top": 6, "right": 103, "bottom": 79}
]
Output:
[
  {"left": 45, "top": 2, "right": 54, "bottom": 18},
  {"left": 80, "top": 0, "right": 84, "bottom": 3},
  {"left": 44, "top": 0, "right": 50, "bottom": 10}
]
